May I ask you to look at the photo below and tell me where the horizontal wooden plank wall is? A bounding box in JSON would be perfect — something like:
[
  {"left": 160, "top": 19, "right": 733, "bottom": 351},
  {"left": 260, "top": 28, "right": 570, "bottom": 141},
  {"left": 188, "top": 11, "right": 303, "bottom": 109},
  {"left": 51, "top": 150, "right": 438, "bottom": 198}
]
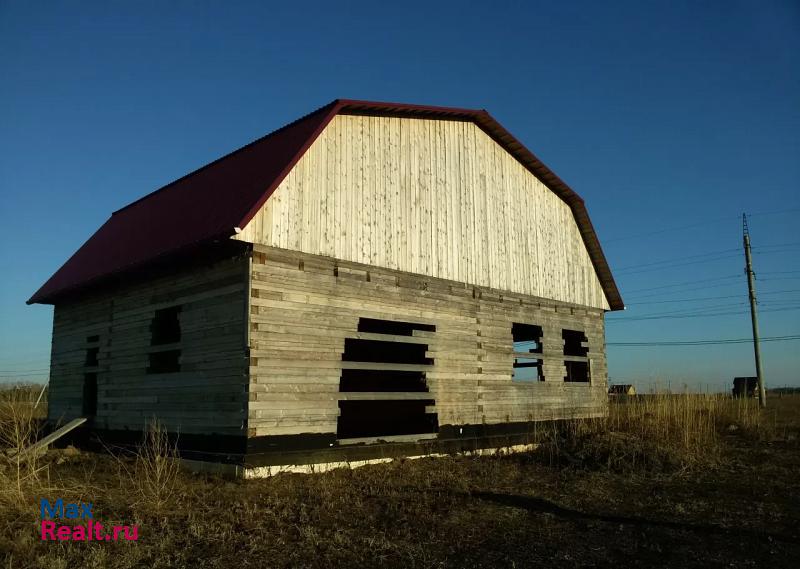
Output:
[
  {"left": 234, "top": 114, "right": 609, "bottom": 310},
  {"left": 48, "top": 256, "right": 249, "bottom": 436},
  {"left": 247, "top": 246, "right": 607, "bottom": 439}
]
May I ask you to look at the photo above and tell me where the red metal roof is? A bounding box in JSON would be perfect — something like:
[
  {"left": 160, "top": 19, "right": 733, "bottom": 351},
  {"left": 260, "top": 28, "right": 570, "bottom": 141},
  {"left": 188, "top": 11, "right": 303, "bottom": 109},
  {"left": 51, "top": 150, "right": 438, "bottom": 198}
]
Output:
[{"left": 28, "top": 99, "right": 623, "bottom": 310}]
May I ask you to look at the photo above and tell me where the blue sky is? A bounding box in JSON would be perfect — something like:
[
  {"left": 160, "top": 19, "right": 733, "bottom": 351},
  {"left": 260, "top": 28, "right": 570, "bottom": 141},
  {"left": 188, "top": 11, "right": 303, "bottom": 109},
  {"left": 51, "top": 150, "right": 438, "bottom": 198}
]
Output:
[{"left": 1, "top": 1, "right": 798, "bottom": 389}]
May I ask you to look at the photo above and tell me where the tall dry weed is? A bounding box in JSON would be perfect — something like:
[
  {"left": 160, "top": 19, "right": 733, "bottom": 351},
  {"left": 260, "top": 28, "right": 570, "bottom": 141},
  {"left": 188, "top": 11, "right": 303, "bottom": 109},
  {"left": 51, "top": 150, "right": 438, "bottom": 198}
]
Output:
[{"left": 117, "top": 419, "right": 181, "bottom": 514}]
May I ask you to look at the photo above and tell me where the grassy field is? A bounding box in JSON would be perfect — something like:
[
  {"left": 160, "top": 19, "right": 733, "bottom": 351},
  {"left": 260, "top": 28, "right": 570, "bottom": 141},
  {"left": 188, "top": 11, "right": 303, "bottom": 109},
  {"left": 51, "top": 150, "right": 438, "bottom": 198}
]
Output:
[{"left": 1, "top": 388, "right": 799, "bottom": 568}]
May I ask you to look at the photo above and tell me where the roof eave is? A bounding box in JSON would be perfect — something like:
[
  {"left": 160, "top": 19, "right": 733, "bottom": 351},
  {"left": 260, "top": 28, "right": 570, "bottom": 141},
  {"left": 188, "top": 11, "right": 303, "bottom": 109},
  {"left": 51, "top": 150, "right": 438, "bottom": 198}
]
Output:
[{"left": 27, "top": 230, "right": 243, "bottom": 305}]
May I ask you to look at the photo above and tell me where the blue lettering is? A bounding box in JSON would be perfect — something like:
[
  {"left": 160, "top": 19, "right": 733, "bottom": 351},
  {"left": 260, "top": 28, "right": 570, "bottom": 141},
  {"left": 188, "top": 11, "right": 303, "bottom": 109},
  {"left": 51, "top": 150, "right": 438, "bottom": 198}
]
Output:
[
  {"left": 40, "top": 499, "right": 93, "bottom": 519},
  {"left": 80, "top": 502, "right": 93, "bottom": 519},
  {"left": 40, "top": 498, "right": 63, "bottom": 519}
]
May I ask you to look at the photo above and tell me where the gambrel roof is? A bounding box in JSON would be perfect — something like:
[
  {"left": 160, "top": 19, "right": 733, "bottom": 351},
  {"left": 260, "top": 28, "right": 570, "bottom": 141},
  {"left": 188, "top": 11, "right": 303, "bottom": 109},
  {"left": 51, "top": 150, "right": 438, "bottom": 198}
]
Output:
[{"left": 29, "top": 99, "right": 623, "bottom": 309}]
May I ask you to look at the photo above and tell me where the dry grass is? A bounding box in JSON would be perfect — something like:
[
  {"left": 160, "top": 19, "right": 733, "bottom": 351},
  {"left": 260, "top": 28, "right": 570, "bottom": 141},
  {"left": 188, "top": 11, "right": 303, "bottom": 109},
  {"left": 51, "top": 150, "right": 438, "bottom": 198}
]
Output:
[
  {"left": 533, "top": 393, "right": 767, "bottom": 473},
  {"left": 0, "top": 389, "right": 798, "bottom": 568},
  {"left": 0, "top": 385, "right": 48, "bottom": 502},
  {"left": 112, "top": 419, "right": 181, "bottom": 514}
]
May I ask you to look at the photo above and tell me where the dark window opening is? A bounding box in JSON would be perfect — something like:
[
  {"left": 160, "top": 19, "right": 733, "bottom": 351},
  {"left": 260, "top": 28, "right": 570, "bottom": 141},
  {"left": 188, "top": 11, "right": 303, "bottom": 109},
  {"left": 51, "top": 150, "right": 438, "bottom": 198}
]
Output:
[
  {"left": 151, "top": 306, "right": 182, "bottom": 346},
  {"left": 342, "top": 338, "right": 432, "bottom": 365},
  {"left": 563, "top": 329, "right": 590, "bottom": 383},
  {"left": 512, "top": 323, "right": 544, "bottom": 382},
  {"left": 337, "top": 318, "right": 437, "bottom": 439},
  {"left": 82, "top": 373, "right": 97, "bottom": 416},
  {"left": 147, "top": 349, "right": 181, "bottom": 374},
  {"left": 340, "top": 369, "right": 429, "bottom": 392},
  {"left": 337, "top": 400, "right": 438, "bottom": 439},
  {"left": 563, "top": 329, "right": 588, "bottom": 356},
  {"left": 148, "top": 306, "right": 181, "bottom": 374},
  {"left": 565, "top": 361, "right": 590, "bottom": 383},
  {"left": 358, "top": 317, "right": 435, "bottom": 336},
  {"left": 85, "top": 347, "right": 99, "bottom": 367},
  {"left": 87, "top": 335, "right": 100, "bottom": 343},
  {"left": 513, "top": 323, "right": 543, "bottom": 354}
]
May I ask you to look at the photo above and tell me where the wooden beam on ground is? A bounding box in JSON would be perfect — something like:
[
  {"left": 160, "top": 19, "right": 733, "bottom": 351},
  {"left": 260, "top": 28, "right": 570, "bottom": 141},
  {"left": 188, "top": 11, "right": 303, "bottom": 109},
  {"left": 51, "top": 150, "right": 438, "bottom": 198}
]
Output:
[{"left": 6, "top": 417, "right": 87, "bottom": 460}]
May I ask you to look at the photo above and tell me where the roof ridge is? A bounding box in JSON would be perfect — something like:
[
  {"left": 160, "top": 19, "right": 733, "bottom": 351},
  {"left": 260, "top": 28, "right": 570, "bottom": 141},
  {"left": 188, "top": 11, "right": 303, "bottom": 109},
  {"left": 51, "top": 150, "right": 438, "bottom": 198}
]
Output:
[{"left": 336, "top": 99, "right": 485, "bottom": 116}]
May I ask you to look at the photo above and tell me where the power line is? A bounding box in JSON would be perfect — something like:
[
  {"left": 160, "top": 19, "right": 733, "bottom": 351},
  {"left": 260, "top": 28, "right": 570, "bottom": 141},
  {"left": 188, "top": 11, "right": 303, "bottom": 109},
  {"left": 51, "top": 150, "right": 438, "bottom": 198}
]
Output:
[
  {"left": 623, "top": 274, "right": 742, "bottom": 295},
  {"left": 749, "top": 206, "right": 800, "bottom": 218},
  {"left": 0, "top": 354, "right": 50, "bottom": 363},
  {"left": 0, "top": 373, "right": 49, "bottom": 378},
  {"left": 624, "top": 299, "right": 800, "bottom": 317},
  {"left": 615, "top": 253, "right": 743, "bottom": 276},
  {"left": 760, "top": 276, "right": 800, "bottom": 282},
  {"left": 604, "top": 207, "right": 800, "bottom": 243},
  {"left": 625, "top": 289, "right": 800, "bottom": 306},
  {"left": 760, "top": 270, "right": 800, "bottom": 276},
  {"left": 613, "top": 249, "right": 795, "bottom": 277},
  {"left": 624, "top": 282, "right": 746, "bottom": 301},
  {"left": 628, "top": 281, "right": 799, "bottom": 299},
  {"left": 611, "top": 302, "right": 749, "bottom": 320},
  {"left": 637, "top": 301, "right": 747, "bottom": 315},
  {"left": 608, "top": 334, "right": 800, "bottom": 346},
  {"left": 753, "top": 241, "right": 800, "bottom": 249},
  {"left": 622, "top": 277, "right": 800, "bottom": 301},
  {"left": 753, "top": 248, "right": 800, "bottom": 256},
  {"left": 605, "top": 215, "right": 733, "bottom": 243},
  {"left": 606, "top": 306, "right": 800, "bottom": 322},
  {"left": 614, "top": 247, "right": 740, "bottom": 272}
]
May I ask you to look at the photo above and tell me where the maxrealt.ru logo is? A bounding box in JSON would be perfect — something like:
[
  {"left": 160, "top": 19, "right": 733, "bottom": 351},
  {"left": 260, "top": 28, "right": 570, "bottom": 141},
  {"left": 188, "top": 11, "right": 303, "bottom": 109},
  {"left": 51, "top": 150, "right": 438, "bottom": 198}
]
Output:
[{"left": 40, "top": 499, "right": 139, "bottom": 541}]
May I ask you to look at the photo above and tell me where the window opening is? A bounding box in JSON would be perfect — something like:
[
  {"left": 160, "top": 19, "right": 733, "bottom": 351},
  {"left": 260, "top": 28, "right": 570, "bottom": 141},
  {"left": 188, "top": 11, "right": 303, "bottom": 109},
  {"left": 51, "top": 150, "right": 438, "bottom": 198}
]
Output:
[
  {"left": 563, "top": 329, "right": 590, "bottom": 383},
  {"left": 512, "top": 323, "right": 544, "bottom": 382},
  {"left": 337, "top": 318, "right": 438, "bottom": 439}
]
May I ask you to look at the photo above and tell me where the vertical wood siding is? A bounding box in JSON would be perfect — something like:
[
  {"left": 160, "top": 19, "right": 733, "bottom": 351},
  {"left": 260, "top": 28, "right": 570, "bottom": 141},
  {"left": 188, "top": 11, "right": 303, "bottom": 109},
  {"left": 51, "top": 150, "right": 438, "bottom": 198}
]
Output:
[{"left": 235, "top": 115, "right": 610, "bottom": 310}]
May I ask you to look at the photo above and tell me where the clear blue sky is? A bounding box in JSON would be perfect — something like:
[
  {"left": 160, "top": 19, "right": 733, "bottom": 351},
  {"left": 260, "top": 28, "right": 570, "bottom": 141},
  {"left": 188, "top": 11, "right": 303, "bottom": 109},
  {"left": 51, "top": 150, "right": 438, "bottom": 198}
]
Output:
[{"left": 1, "top": 1, "right": 798, "bottom": 389}]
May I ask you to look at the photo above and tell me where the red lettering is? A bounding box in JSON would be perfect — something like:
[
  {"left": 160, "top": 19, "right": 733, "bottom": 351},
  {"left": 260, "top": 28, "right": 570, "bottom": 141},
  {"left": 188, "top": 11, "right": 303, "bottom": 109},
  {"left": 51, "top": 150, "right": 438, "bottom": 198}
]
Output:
[
  {"left": 56, "top": 526, "right": 71, "bottom": 541},
  {"left": 123, "top": 526, "right": 138, "bottom": 541},
  {"left": 42, "top": 516, "right": 138, "bottom": 542},
  {"left": 40, "top": 520, "right": 56, "bottom": 540}
]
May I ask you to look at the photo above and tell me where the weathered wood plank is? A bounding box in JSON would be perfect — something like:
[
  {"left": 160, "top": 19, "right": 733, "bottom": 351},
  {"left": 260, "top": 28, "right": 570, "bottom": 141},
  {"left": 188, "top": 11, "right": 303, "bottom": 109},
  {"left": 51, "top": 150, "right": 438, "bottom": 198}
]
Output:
[
  {"left": 48, "top": 256, "right": 248, "bottom": 436},
  {"left": 246, "top": 247, "right": 608, "bottom": 435}
]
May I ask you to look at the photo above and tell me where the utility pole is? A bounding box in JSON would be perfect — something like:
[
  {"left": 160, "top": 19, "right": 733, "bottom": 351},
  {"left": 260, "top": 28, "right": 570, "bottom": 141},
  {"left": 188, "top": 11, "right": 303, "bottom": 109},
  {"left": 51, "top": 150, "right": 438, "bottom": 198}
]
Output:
[{"left": 742, "top": 214, "right": 766, "bottom": 408}]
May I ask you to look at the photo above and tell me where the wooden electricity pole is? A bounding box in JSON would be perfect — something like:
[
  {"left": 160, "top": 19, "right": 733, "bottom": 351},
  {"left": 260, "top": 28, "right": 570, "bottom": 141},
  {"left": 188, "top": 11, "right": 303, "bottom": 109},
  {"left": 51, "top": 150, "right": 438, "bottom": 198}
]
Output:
[{"left": 742, "top": 214, "right": 766, "bottom": 408}]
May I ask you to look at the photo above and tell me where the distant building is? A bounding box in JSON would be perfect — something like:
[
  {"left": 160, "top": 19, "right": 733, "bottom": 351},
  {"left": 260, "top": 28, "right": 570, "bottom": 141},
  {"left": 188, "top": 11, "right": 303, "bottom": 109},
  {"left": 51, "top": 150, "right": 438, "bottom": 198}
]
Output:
[
  {"left": 733, "top": 377, "right": 758, "bottom": 398},
  {"left": 608, "top": 384, "right": 636, "bottom": 396}
]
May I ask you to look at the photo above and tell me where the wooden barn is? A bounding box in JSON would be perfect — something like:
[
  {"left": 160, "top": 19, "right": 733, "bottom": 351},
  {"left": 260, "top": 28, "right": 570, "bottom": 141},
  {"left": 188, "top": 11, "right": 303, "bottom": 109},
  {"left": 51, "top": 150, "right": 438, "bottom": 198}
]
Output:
[{"left": 29, "top": 99, "right": 624, "bottom": 474}]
